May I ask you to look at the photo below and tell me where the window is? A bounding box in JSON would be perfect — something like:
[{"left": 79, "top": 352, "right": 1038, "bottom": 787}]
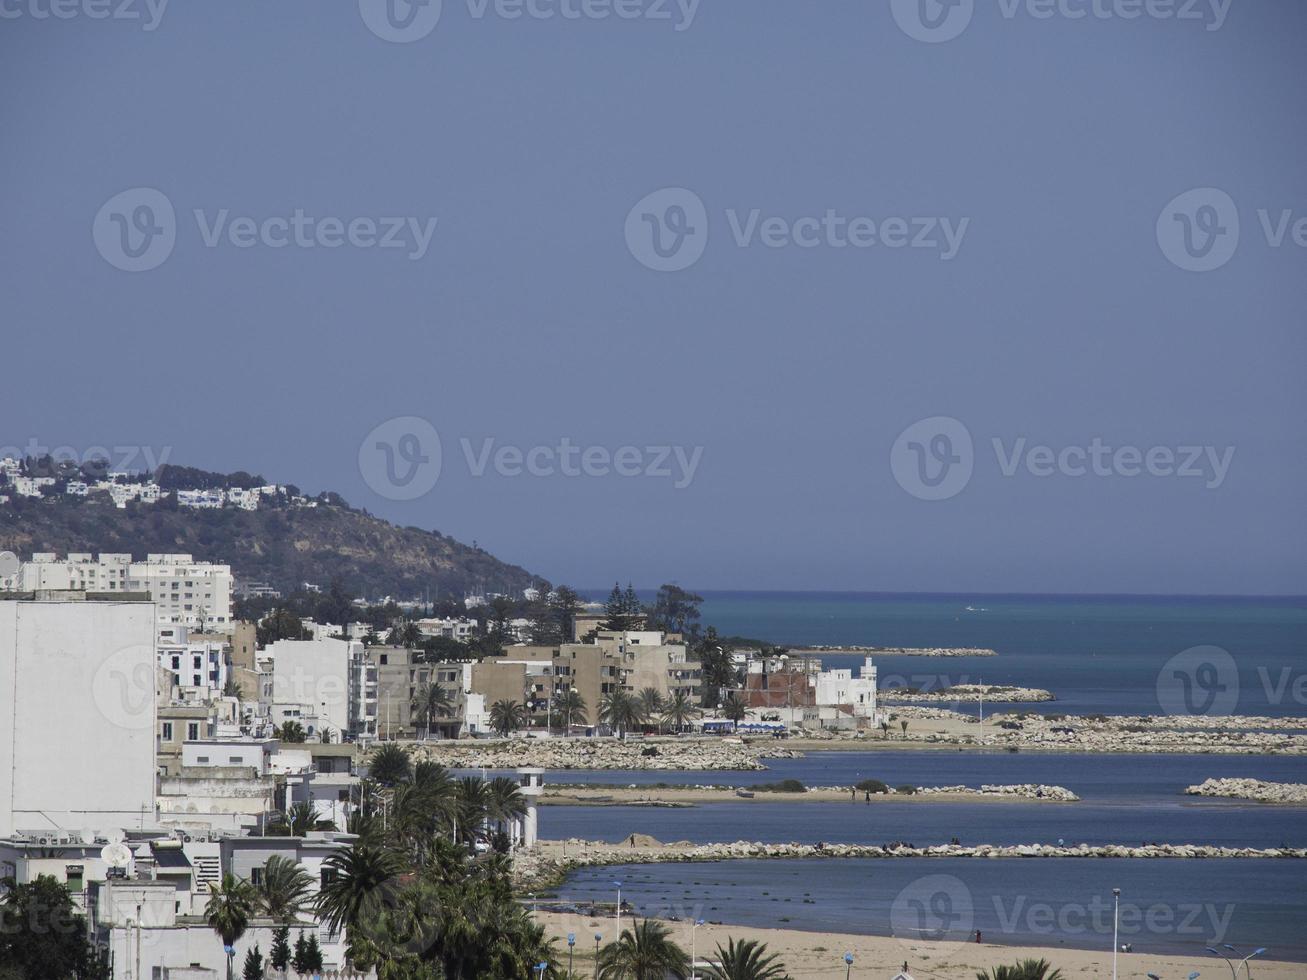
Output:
[
  {"left": 197, "top": 755, "right": 210, "bottom": 764},
  {"left": 229, "top": 756, "right": 242, "bottom": 765},
  {"left": 251, "top": 866, "right": 264, "bottom": 886},
  {"left": 65, "top": 865, "right": 84, "bottom": 892},
  {"left": 161, "top": 722, "right": 173, "bottom": 741},
  {"left": 187, "top": 723, "right": 200, "bottom": 740}
]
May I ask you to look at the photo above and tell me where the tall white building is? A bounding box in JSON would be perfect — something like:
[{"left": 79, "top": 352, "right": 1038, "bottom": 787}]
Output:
[
  {"left": 0, "top": 593, "right": 157, "bottom": 838},
  {"left": 268, "top": 637, "right": 377, "bottom": 741},
  {"left": 0, "top": 553, "right": 235, "bottom": 634}
]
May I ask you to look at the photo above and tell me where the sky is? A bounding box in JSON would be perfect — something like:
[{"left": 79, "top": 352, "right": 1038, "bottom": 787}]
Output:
[{"left": 1, "top": 0, "right": 1304, "bottom": 595}]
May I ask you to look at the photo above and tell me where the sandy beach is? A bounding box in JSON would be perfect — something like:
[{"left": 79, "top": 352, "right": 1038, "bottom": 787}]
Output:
[{"left": 534, "top": 910, "right": 1300, "bottom": 979}]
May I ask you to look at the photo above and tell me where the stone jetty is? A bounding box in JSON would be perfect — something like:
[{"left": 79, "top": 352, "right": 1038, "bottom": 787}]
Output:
[
  {"left": 1185, "top": 778, "right": 1307, "bottom": 804},
  {"left": 415, "top": 736, "right": 799, "bottom": 771}
]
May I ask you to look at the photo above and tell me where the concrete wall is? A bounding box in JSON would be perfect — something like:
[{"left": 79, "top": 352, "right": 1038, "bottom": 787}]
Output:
[{"left": 0, "top": 598, "right": 156, "bottom": 837}]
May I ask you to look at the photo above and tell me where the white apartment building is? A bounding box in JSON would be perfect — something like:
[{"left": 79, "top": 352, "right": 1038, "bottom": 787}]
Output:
[
  {"left": 268, "top": 637, "right": 377, "bottom": 741},
  {"left": 0, "top": 593, "right": 157, "bottom": 838},
  {"left": 159, "top": 637, "right": 231, "bottom": 697},
  {"left": 813, "top": 656, "right": 880, "bottom": 720},
  {"left": 0, "top": 553, "right": 235, "bottom": 633},
  {"left": 415, "top": 615, "right": 475, "bottom": 640}
]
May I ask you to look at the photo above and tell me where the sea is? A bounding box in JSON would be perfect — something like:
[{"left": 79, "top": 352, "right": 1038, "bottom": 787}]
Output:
[{"left": 555, "top": 592, "right": 1307, "bottom": 959}]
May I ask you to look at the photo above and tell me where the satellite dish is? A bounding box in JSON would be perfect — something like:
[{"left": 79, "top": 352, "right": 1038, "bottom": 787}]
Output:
[
  {"left": 100, "top": 842, "right": 132, "bottom": 869},
  {"left": 100, "top": 828, "right": 126, "bottom": 845},
  {"left": 0, "top": 552, "right": 19, "bottom": 579},
  {"left": 79, "top": 830, "right": 96, "bottom": 845}
]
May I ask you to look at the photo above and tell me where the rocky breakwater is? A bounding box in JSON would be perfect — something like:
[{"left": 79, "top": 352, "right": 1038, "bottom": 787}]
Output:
[
  {"left": 882, "top": 685, "right": 1055, "bottom": 704},
  {"left": 515, "top": 838, "right": 1307, "bottom": 887},
  {"left": 1185, "top": 778, "right": 1307, "bottom": 804},
  {"left": 914, "top": 783, "right": 1080, "bottom": 801},
  {"left": 417, "top": 736, "right": 799, "bottom": 771}
]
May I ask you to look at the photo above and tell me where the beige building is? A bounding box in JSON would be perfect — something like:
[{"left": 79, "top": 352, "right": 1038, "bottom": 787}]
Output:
[
  {"left": 369, "top": 646, "right": 468, "bottom": 738},
  {"left": 592, "top": 631, "right": 702, "bottom": 702}
]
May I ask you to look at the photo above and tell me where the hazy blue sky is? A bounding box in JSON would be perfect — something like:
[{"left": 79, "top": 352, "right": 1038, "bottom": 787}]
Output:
[{"left": 2, "top": 0, "right": 1303, "bottom": 594}]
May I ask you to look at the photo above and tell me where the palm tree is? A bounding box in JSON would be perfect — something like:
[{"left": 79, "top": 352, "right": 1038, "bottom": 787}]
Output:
[
  {"left": 600, "top": 690, "right": 642, "bottom": 737},
  {"left": 900, "top": 719, "right": 909, "bottom": 737},
  {"left": 315, "top": 841, "right": 404, "bottom": 937},
  {"left": 702, "top": 938, "right": 790, "bottom": 980},
  {"left": 254, "top": 854, "right": 314, "bottom": 924},
  {"left": 597, "top": 919, "right": 689, "bottom": 979},
  {"left": 453, "top": 777, "right": 490, "bottom": 844},
  {"left": 721, "top": 693, "right": 748, "bottom": 728},
  {"left": 286, "top": 800, "right": 318, "bottom": 837},
  {"left": 638, "top": 688, "right": 665, "bottom": 730},
  {"left": 485, "top": 776, "right": 527, "bottom": 841},
  {"left": 489, "top": 699, "right": 528, "bottom": 736},
  {"left": 411, "top": 682, "right": 454, "bottom": 739},
  {"left": 557, "top": 688, "right": 588, "bottom": 733},
  {"left": 661, "top": 692, "right": 701, "bottom": 734},
  {"left": 275, "top": 720, "right": 306, "bottom": 743},
  {"left": 368, "top": 743, "right": 413, "bottom": 787},
  {"left": 205, "top": 873, "right": 256, "bottom": 980},
  {"left": 976, "top": 959, "right": 1065, "bottom": 980}
]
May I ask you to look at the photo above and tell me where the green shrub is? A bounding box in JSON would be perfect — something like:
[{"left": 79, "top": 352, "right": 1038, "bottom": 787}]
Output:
[
  {"left": 855, "top": 779, "right": 889, "bottom": 794},
  {"left": 749, "top": 778, "right": 806, "bottom": 793},
  {"left": 895, "top": 784, "right": 918, "bottom": 795}
]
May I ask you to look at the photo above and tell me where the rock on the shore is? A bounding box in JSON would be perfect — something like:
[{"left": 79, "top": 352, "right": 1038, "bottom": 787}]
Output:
[
  {"left": 882, "top": 685, "right": 1055, "bottom": 704},
  {"left": 914, "top": 784, "right": 1080, "bottom": 801},
  {"left": 1185, "top": 778, "right": 1307, "bottom": 804},
  {"left": 415, "top": 736, "right": 799, "bottom": 771}
]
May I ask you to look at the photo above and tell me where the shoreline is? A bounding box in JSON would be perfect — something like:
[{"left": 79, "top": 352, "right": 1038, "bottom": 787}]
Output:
[
  {"left": 531, "top": 910, "right": 1305, "bottom": 977},
  {"left": 541, "top": 785, "right": 1079, "bottom": 806}
]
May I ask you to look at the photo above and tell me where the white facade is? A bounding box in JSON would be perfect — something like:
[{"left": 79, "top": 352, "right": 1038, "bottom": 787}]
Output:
[
  {"left": 159, "top": 639, "right": 230, "bottom": 697},
  {"left": 0, "top": 596, "right": 156, "bottom": 837},
  {"left": 268, "top": 637, "right": 376, "bottom": 740},
  {"left": 0, "top": 553, "right": 235, "bottom": 634},
  {"left": 814, "top": 656, "right": 879, "bottom": 719}
]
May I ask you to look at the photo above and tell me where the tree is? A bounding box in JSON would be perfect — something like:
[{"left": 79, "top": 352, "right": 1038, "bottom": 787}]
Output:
[
  {"left": 411, "top": 683, "right": 454, "bottom": 738},
  {"left": 597, "top": 919, "right": 689, "bottom": 979},
  {"left": 721, "top": 693, "right": 748, "bottom": 727},
  {"left": 647, "top": 584, "right": 703, "bottom": 640},
  {"left": 900, "top": 719, "right": 909, "bottom": 737},
  {"left": 601, "top": 582, "right": 644, "bottom": 632},
  {"left": 388, "top": 621, "right": 423, "bottom": 649},
  {"left": 702, "top": 938, "right": 790, "bottom": 980},
  {"left": 557, "top": 688, "right": 588, "bottom": 732},
  {"left": 0, "top": 874, "right": 109, "bottom": 980},
  {"left": 285, "top": 801, "right": 320, "bottom": 837},
  {"left": 976, "top": 959, "right": 1065, "bottom": 980},
  {"left": 695, "top": 627, "right": 736, "bottom": 707},
  {"left": 205, "top": 873, "right": 256, "bottom": 980},
  {"left": 292, "top": 932, "right": 324, "bottom": 975},
  {"left": 489, "top": 699, "right": 528, "bottom": 736},
  {"left": 637, "top": 688, "right": 664, "bottom": 730},
  {"left": 369, "top": 743, "right": 413, "bottom": 786},
  {"left": 662, "top": 692, "right": 701, "bottom": 734},
  {"left": 223, "top": 677, "right": 243, "bottom": 699},
  {"left": 269, "top": 927, "right": 292, "bottom": 974},
  {"left": 484, "top": 776, "right": 527, "bottom": 839},
  {"left": 315, "top": 578, "right": 355, "bottom": 631},
  {"left": 550, "top": 585, "right": 582, "bottom": 643},
  {"left": 241, "top": 945, "right": 264, "bottom": 980},
  {"left": 257, "top": 608, "right": 311, "bottom": 646},
  {"left": 600, "top": 690, "right": 642, "bottom": 737},
  {"left": 316, "top": 842, "right": 405, "bottom": 937},
  {"left": 255, "top": 855, "right": 314, "bottom": 923},
  {"left": 275, "top": 721, "right": 306, "bottom": 744}
]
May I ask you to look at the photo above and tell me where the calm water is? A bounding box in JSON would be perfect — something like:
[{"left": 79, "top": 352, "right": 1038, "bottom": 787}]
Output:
[
  {"left": 688, "top": 592, "right": 1307, "bottom": 717},
  {"left": 558, "top": 858, "right": 1307, "bottom": 961}
]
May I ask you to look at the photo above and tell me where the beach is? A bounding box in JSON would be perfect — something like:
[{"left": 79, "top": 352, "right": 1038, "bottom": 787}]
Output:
[{"left": 533, "top": 910, "right": 1302, "bottom": 979}]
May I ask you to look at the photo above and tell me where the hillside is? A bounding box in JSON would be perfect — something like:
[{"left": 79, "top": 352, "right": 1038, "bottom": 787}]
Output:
[{"left": 0, "top": 488, "right": 540, "bottom": 600}]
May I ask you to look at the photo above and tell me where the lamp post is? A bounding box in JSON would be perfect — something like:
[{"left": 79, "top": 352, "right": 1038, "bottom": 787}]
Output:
[
  {"left": 1207, "top": 946, "right": 1238, "bottom": 980},
  {"left": 844, "top": 951, "right": 854, "bottom": 980},
  {"left": 567, "top": 933, "right": 576, "bottom": 975},
  {"left": 594, "top": 933, "right": 602, "bottom": 976},
  {"left": 1112, "top": 888, "right": 1121, "bottom": 980},
  {"left": 613, "top": 880, "right": 623, "bottom": 937},
  {"left": 690, "top": 918, "right": 705, "bottom": 979},
  {"left": 535, "top": 962, "right": 549, "bottom": 979},
  {"left": 1239, "top": 948, "right": 1267, "bottom": 978}
]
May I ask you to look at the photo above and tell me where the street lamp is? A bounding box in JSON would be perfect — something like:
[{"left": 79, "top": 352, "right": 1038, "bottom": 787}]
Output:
[
  {"left": 1240, "top": 948, "right": 1267, "bottom": 978},
  {"left": 613, "top": 880, "right": 623, "bottom": 937},
  {"left": 567, "top": 933, "right": 576, "bottom": 975},
  {"left": 844, "top": 951, "right": 854, "bottom": 980},
  {"left": 690, "top": 918, "right": 705, "bottom": 979},
  {"left": 594, "top": 933, "right": 603, "bottom": 975},
  {"left": 1112, "top": 888, "right": 1121, "bottom": 980},
  {"left": 1208, "top": 946, "right": 1238, "bottom": 980}
]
